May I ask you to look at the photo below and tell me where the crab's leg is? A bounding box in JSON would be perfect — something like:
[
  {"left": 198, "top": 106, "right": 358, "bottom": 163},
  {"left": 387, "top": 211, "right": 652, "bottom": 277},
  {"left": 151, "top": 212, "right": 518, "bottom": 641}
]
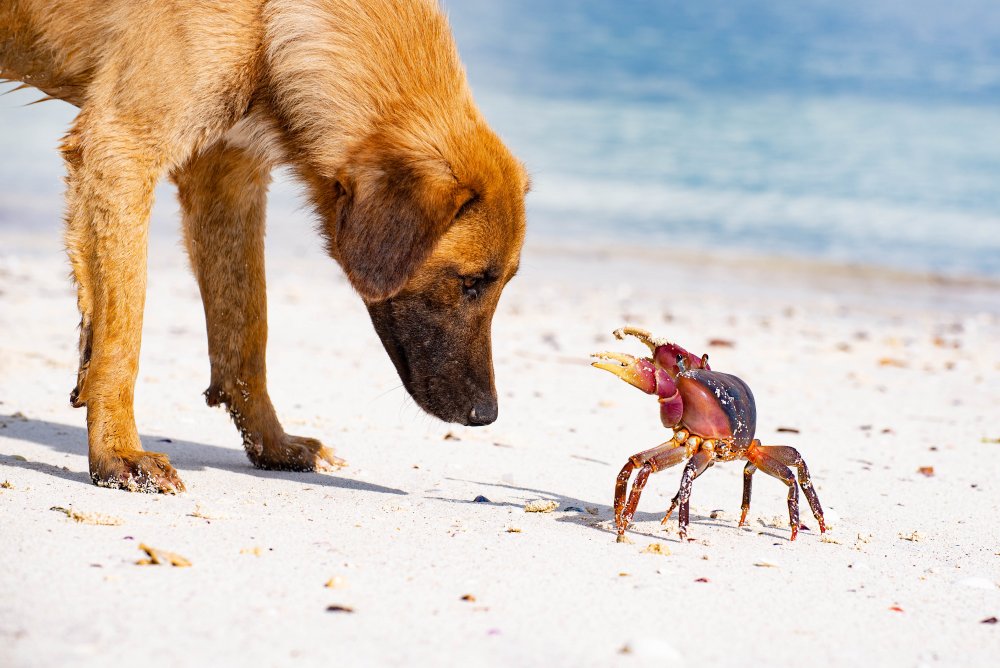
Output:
[
  {"left": 660, "top": 460, "right": 711, "bottom": 526},
  {"left": 675, "top": 450, "right": 715, "bottom": 541},
  {"left": 739, "top": 461, "right": 757, "bottom": 527},
  {"left": 615, "top": 441, "right": 670, "bottom": 528},
  {"left": 615, "top": 439, "right": 691, "bottom": 540},
  {"left": 754, "top": 444, "right": 826, "bottom": 534},
  {"left": 747, "top": 445, "right": 801, "bottom": 540}
]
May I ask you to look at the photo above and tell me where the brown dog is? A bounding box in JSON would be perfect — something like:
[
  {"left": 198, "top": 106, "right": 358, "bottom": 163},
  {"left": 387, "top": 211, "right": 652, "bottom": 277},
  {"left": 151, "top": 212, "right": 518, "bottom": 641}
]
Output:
[{"left": 0, "top": 0, "right": 528, "bottom": 492}]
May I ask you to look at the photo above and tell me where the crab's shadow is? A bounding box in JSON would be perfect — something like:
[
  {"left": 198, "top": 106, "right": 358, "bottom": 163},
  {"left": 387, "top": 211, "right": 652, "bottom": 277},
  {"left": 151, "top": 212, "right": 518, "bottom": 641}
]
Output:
[
  {"left": 435, "top": 477, "right": 787, "bottom": 543},
  {"left": 0, "top": 413, "right": 405, "bottom": 496}
]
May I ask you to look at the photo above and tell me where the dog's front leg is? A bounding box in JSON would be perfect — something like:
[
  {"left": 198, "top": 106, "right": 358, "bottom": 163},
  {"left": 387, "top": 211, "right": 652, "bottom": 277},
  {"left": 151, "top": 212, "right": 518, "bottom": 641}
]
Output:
[
  {"left": 63, "top": 111, "right": 184, "bottom": 493},
  {"left": 174, "top": 142, "right": 345, "bottom": 472}
]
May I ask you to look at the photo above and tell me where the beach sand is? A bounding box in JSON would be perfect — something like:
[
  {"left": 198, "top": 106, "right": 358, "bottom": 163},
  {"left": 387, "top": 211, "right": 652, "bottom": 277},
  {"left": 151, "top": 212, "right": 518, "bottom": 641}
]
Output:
[{"left": 1, "top": 229, "right": 999, "bottom": 667}]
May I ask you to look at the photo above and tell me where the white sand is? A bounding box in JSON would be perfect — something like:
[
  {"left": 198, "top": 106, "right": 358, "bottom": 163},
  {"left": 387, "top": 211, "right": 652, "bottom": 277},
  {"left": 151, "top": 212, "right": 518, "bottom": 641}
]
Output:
[{"left": 2, "top": 229, "right": 999, "bottom": 667}]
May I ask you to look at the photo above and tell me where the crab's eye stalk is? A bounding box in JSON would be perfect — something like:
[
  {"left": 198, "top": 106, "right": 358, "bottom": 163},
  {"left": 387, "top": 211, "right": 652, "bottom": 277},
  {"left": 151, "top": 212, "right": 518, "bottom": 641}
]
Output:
[
  {"left": 701, "top": 354, "right": 710, "bottom": 369},
  {"left": 676, "top": 354, "right": 688, "bottom": 372}
]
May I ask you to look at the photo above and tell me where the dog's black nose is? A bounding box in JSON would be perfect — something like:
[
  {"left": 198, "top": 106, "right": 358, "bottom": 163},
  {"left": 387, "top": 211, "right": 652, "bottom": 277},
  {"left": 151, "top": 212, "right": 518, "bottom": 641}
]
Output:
[{"left": 468, "top": 401, "right": 498, "bottom": 426}]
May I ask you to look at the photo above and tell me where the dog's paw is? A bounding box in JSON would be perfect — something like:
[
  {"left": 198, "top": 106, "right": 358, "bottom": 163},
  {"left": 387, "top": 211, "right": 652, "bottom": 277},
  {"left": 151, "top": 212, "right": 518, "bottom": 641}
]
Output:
[
  {"left": 91, "top": 451, "right": 186, "bottom": 494},
  {"left": 249, "top": 434, "right": 347, "bottom": 472}
]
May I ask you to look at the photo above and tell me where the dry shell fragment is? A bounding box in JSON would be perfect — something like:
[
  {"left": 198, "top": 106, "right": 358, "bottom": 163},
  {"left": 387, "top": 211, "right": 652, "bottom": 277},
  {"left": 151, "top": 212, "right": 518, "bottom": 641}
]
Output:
[
  {"left": 524, "top": 499, "right": 559, "bottom": 513},
  {"left": 50, "top": 506, "right": 122, "bottom": 526},
  {"left": 642, "top": 542, "right": 671, "bottom": 556},
  {"left": 136, "top": 543, "right": 191, "bottom": 567}
]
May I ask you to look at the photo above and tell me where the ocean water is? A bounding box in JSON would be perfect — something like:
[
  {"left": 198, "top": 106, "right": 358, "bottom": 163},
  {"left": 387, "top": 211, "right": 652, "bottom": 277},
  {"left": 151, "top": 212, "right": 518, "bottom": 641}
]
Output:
[
  {"left": 2, "top": 0, "right": 999, "bottom": 278},
  {"left": 444, "top": 0, "right": 1000, "bottom": 277}
]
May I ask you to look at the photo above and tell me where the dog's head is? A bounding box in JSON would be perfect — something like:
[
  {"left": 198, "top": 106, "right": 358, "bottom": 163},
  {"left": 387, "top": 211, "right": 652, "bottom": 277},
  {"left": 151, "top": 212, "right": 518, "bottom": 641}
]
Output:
[{"left": 307, "top": 122, "right": 527, "bottom": 425}]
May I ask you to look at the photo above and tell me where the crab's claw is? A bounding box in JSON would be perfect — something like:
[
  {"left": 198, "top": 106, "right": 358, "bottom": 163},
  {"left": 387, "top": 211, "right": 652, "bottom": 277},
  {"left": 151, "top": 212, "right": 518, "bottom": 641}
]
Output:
[
  {"left": 593, "top": 348, "right": 685, "bottom": 428},
  {"left": 591, "top": 352, "right": 658, "bottom": 395},
  {"left": 612, "top": 326, "right": 709, "bottom": 375},
  {"left": 613, "top": 326, "right": 659, "bottom": 352}
]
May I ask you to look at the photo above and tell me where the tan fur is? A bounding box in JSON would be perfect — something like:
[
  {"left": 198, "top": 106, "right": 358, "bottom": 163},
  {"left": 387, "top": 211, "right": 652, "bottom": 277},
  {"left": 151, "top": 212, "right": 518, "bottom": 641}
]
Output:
[{"left": 0, "top": 0, "right": 528, "bottom": 492}]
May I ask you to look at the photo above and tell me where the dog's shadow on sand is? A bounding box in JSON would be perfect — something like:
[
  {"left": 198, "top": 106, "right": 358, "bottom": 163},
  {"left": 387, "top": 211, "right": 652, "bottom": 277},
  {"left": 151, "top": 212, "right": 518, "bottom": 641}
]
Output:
[
  {"left": 434, "top": 478, "right": 790, "bottom": 543},
  {"left": 0, "top": 413, "right": 405, "bottom": 496}
]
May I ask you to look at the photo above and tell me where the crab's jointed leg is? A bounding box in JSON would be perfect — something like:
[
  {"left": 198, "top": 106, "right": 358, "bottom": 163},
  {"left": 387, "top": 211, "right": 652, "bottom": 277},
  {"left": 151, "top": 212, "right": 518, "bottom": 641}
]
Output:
[
  {"left": 615, "top": 435, "right": 693, "bottom": 540},
  {"left": 675, "top": 449, "right": 715, "bottom": 540},
  {"left": 661, "top": 448, "right": 712, "bottom": 526},
  {"left": 739, "top": 460, "right": 757, "bottom": 527},
  {"left": 746, "top": 442, "right": 809, "bottom": 540},
  {"left": 614, "top": 441, "right": 674, "bottom": 528},
  {"left": 751, "top": 444, "right": 826, "bottom": 535}
]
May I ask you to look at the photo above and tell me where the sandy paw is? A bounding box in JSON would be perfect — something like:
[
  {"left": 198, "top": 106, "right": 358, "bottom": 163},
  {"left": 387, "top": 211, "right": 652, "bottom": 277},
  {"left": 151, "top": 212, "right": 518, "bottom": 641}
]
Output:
[
  {"left": 91, "top": 451, "right": 185, "bottom": 494},
  {"left": 250, "top": 434, "right": 346, "bottom": 472}
]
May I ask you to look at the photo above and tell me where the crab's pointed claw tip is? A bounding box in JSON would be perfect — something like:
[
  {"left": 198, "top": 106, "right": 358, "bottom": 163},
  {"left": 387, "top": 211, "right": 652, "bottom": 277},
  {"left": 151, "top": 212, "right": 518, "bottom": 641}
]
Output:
[
  {"left": 591, "top": 350, "right": 634, "bottom": 364},
  {"left": 591, "top": 351, "right": 657, "bottom": 394}
]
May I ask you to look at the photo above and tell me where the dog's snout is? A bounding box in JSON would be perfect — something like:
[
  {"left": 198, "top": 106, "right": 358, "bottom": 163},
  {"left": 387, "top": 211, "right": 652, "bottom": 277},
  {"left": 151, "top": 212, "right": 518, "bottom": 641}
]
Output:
[{"left": 468, "top": 400, "right": 498, "bottom": 426}]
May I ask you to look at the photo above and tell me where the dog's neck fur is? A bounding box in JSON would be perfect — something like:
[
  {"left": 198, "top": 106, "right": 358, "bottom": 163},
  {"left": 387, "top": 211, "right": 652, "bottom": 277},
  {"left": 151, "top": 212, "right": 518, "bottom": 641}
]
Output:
[{"left": 259, "top": 0, "right": 480, "bottom": 177}]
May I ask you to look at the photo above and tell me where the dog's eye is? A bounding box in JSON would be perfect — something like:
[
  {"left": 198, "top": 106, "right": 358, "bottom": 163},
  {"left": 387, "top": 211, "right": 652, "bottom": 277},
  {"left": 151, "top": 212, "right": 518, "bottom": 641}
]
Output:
[{"left": 461, "top": 275, "right": 486, "bottom": 299}]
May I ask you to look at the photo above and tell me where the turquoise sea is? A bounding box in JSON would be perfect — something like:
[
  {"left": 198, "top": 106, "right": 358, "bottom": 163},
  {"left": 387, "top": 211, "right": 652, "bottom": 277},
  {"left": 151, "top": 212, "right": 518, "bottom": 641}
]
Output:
[
  {"left": 2, "top": 0, "right": 999, "bottom": 277},
  {"left": 445, "top": 0, "right": 1000, "bottom": 277}
]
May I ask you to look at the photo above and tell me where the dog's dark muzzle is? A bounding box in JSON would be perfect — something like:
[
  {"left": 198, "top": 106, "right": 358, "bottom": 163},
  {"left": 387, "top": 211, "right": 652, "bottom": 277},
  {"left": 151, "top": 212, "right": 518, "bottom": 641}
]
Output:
[{"left": 367, "top": 298, "right": 498, "bottom": 425}]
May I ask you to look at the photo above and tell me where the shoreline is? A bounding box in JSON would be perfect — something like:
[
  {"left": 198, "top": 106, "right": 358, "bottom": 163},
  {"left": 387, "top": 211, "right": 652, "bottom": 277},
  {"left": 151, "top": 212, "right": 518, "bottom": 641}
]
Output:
[{"left": 4, "top": 224, "right": 1000, "bottom": 301}]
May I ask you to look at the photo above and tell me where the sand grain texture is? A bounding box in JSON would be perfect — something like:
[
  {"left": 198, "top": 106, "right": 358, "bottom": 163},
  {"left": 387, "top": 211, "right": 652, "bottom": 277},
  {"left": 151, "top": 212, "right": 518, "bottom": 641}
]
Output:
[{"left": 2, "top": 234, "right": 999, "bottom": 666}]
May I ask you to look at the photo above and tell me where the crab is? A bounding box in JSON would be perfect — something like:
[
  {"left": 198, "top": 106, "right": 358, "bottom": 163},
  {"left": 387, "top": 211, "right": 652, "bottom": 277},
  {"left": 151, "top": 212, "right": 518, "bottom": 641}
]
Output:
[{"left": 592, "top": 327, "right": 826, "bottom": 542}]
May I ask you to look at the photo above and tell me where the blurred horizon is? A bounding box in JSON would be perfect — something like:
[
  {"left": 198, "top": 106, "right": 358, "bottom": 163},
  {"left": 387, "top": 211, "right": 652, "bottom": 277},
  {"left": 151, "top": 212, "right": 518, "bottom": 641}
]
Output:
[
  {"left": 443, "top": 0, "right": 1000, "bottom": 277},
  {"left": 2, "top": 0, "right": 999, "bottom": 277}
]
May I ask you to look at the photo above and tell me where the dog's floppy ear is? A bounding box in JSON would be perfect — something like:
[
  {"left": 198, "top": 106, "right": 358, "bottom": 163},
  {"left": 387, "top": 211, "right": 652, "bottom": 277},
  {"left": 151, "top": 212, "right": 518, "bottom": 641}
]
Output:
[{"left": 334, "top": 146, "right": 473, "bottom": 302}]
